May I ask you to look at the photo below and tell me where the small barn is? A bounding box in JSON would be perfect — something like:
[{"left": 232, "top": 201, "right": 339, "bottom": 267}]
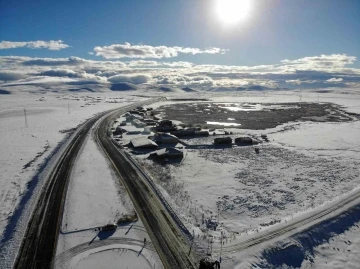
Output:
[
  {"left": 113, "top": 126, "right": 127, "bottom": 136},
  {"left": 195, "top": 130, "right": 209, "bottom": 136},
  {"left": 149, "top": 148, "right": 183, "bottom": 159},
  {"left": 143, "top": 119, "right": 157, "bottom": 126},
  {"left": 159, "top": 119, "right": 173, "bottom": 128},
  {"left": 154, "top": 120, "right": 177, "bottom": 132},
  {"left": 235, "top": 136, "right": 253, "bottom": 145},
  {"left": 152, "top": 133, "right": 179, "bottom": 144},
  {"left": 126, "top": 113, "right": 143, "bottom": 122},
  {"left": 171, "top": 129, "right": 195, "bottom": 137},
  {"left": 130, "top": 137, "right": 158, "bottom": 149},
  {"left": 214, "top": 137, "right": 232, "bottom": 145},
  {"left": 133, "top": 119, "right": 146, "bottom": 128}
]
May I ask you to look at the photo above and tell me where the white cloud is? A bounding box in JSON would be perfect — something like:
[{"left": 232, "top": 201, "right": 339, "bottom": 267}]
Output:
[
  {"left": 23, "top": 56, "right": 86, "bottom": 66},
  {"left": 286, "top": 79, "right": 318, "bottom": 85},
  {"left": 1, "top": 53, "right": 359, "bottom": 90},
  {"left": 127, "top": 60, "right": 159, "bottom": 67},
  {"left": 258, "top": 80, "right": 279, "bottom": 88},
  {"left": 127, "top": 60, "right": 193, "bottom": 68},
  {"left": 326, "top": 77, "right": 343, "bottom": 83},
  {"left": 281, "top": 54, "right": 356, "bottom": 70},
  {"left": 286, "top": 79, "right": 302, "bottom": 85},
  {"left": 0, "top": 40, "right": 69, "bottom": 50},
  {"left": 93, "top": 42, "right": 227, "bottom": 59}
]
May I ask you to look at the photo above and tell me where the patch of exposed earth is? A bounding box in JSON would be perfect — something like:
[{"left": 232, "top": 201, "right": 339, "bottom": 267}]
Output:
[{"left": 153, "top": 102, "right": 357, "bottom": 129}]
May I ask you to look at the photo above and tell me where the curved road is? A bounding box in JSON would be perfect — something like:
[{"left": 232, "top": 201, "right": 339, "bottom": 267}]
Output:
[
  {"left": 15, "top": 96, "right": 360, "bottom": 268},
  {"left": 13, "top": 98, "right": 173, "bottom": 269},
  {"left": 13, "top": 111, "right": 111, "bottom": 269},
  {"left": 54, "top": 237, "right": 156, "bottom": 267},
  {"left": 215, "top": 184, "right": 360, "bottom": 255},
  {"left": 94, "top": 102, "right": 197, "bottom": 269}
]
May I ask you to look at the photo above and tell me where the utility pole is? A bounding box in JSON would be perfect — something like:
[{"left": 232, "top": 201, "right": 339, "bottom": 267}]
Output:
[
  {"left": 207, "top": 235, "right": 211, "bottom": 255},
  {"left": 220, "top": 231, "right": 223, "bottom": 264},
  {"left": 24, "top": 108, "right": 28, "bottom": 128}
]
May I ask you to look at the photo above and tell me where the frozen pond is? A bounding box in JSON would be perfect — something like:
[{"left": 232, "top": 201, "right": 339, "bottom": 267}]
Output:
[
  {"left": 219, "top": 103, "right": 263, "bottom": 111},
  {"left": 206, "top": 121, "right": 241, "bottom": 126},
  {"left": 219, "top": 103, "right": 298, "bottom": 111}
]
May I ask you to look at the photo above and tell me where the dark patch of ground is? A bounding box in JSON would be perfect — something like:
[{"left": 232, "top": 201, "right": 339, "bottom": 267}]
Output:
[
  {"left": 110, "top": 83, "right": 136, "bottom": 91},
  {"left": 182, "top": 87, "right": 196, "bottom": 92},
  {"left": 68, "top": 87, "right": 95, "bottom": 92},
  {"left": 0, "top": 89, "right": 11, "bottom": 94},
  {"left": 154, "top": 102, "right": 357, "bottom": 130},
  {"left": 159, "top": 86, "right": 173, "bottom": 92}
]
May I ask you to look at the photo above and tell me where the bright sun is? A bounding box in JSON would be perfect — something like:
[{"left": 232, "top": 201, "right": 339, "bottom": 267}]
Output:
[{"left": 215, "top": 0, "right": 252, "bottom": 25}]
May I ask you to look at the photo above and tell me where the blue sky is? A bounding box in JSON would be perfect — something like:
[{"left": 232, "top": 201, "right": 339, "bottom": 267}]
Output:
[{"left": 1, "top": 0, "right": 360, "bottom": 90}]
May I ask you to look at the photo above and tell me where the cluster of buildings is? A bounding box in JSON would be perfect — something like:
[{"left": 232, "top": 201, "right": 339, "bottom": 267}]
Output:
[
  {"left": 112, "top": 106, "right": 193, "bottom": 161},
  {"left": 213, "top": 136, "right": 261, "bottom": 145},
  {"left": 112, "top": 106, "right": 267, "bottom": 162}
]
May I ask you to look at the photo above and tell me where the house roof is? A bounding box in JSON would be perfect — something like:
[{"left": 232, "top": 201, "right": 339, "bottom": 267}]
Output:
[
  {"left": 130, "top": 137, "right": 158, "bottom": 148},
  {"left": 151, "top": 148, "right": 183, "bottom": 157},
  {"left": 160, "top": 133, "right": 178, "bottom": 139}
]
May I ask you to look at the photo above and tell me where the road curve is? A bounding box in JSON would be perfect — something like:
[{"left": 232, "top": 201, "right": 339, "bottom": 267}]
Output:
[
  {"left": 13, "top": 111, "right": 111, "bottom": 269},
  {"left": 215, "top": 178, "right": 360, "bottom": 255},
  {"left": 13, "top": 99, "right": 162, "bottom": 269},
  {"left": 95, "top": 100, "right": 197, "bottom": 269},
  {"left": 54, "top": 237, "right": 156, "bottom": 267}
]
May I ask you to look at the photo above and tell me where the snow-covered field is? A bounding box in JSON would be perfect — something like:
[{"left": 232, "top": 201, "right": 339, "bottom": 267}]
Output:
[
  {"left": 130, "top": 90, "right": 360, "bottom": 268},
  {"left": 56, "top": 129, "right": 162, "bottom": 269},
  {"left": 0, "top": 91, "right": 147, "bottom": 268},
  {"left": 301, "top": 221, "right": 360, "bottom": 269},
  {"left": 1, "top": 87, "right": 360, "bottom": 269}
]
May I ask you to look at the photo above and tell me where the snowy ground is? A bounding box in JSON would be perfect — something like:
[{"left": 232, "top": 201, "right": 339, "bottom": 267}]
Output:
[
  {"left": 0, "top": 91, "right": 147, "bottom": 268},
  {"left": 130, "top": 90, "right": 360, "bottom": 268},
  {"left": 56, "top": 129, "right": 162, "bottom": 269},
  {"left": 301, "top": 221, "right": 360, "bottom": 269},
  {"left": 2, "top": 88, "right": 360, "bottom": 268}
]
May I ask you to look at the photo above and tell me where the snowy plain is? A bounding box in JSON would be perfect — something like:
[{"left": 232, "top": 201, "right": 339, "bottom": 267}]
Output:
[
  {"left": 56, "top": 129, "right": 162, "bottom": 269},
  {"left": 0, "top": 90, "right": 147, "bottom": 268},
  {"left": 1, "top": 87, "right": 360, "bottom": 269},
  {"left": 128, "top": 89, "right": 360, "bottom": 268}
]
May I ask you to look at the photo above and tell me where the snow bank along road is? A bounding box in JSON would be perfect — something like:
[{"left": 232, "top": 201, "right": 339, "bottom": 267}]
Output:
[
  {"left": 218, "top": 184, "right": 360, "bottom": 255},
  {"left": 95, "top": 101, "right": 197, "bottom": 269},
  {"left": 13, "top": 111, "right": 111, "bottom": 269},
  {"left": 13, "top": 98, "right": 162, "bottom": 269},
  {"left": 54, "top": 237, "right": 156, "bottom": 267}
]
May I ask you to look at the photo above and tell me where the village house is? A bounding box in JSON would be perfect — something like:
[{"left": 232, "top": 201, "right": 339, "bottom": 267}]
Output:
[{"left": 130, "top": 137, "right": 158, "bottom": 149}]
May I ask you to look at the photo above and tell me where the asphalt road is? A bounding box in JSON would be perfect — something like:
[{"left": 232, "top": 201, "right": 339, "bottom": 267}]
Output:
[
  {"left": 95, "top": 102, "right": 198, "bottom": 269},
  {"left": 13, "top": 98, "right": 174, "bottom": 269},
  {"left": 13, "top": 112, "right": 109, "bottom": 269},
  {"left": 216, "top": 180, "right": 360, "bottom": 255},
  {"left": 15, "top": 96, "right": 360, "bottom": 269}
]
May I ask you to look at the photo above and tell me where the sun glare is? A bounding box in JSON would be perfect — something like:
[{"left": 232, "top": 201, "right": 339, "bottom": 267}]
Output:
[{"left": 215, "top": 0, "right": 252, "bottom": 25}]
